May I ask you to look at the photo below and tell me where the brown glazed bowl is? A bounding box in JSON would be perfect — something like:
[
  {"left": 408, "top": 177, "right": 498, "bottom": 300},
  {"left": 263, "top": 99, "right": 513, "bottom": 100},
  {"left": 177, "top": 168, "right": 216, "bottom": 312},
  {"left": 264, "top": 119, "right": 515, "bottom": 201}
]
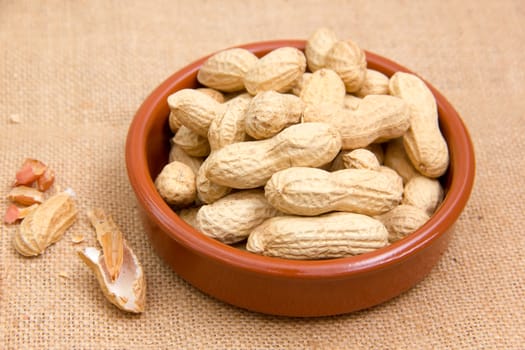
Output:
[{"left": 126, "top": 40, "right": 475, "bottom": 317}]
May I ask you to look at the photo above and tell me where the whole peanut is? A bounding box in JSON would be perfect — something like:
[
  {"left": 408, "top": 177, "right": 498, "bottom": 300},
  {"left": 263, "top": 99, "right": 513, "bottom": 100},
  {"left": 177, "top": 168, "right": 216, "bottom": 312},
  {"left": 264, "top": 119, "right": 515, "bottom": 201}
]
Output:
[
  {"left": 389, "top": 72, "right": 449, "bottom": 178},
  {"left": 246, "top": 212, "right": 389, "bottom": 259},
  {"left": 244, "top": 91, "right": 304, "bottom": 139},
  {"left": 167, "top": 89, "right": 223, "bottom": 137},
  {"left": 305, "top": 27, "right": 338, "bottom": 72},
  {"left": 325, "top": 40, "right": 367, "bottom": 93},
  {"left": 197, "top": 48, "right": 259, "bottom": 92},
  {"left": 355, "top": 69, "right": 390, "bottom": 97},
  {"left": 375, "top": 204, "right": 430, "bottom": 243},
  {"left": 205, "top": 122, "right": 342, "bottom": 189},
  {"left": 243, "top": 47, "right": 306, "bottom": 95},
  {"left": 169, "top": 88, "right": 223, "bottom": 132},
  {"left": 197, "top": 190, "right": 280, "bottom": 244},
  {"left": 402, "top": 175, "right": 444, "bottom": 216},
  {"left": 155, "top": 161, "right": 196, "bottom": 207},
  {"left": 265, "top": 167, "right": 403, "bottom": 216},
  {"left": 303, "top": 94, "right": 409, "bottom": 149}
]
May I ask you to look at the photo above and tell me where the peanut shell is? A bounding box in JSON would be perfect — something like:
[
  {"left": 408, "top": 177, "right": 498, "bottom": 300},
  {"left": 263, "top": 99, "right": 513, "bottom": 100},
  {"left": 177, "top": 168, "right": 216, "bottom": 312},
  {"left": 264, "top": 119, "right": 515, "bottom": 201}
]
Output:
[
  {"left": 247, "top": 212, "right": 389, "bottom": 259},
  {"left": 197, "top": 48, "right": 258, "bottom": 92},
  {"left": 303, "top": 95, "right": 410, "bottom": 149},
  {"left": 205, "top": 122, "right": 342, "bottom": 189},
  {"left": 167, "top": 89, "right": 222, "bottom": 137},
  {"left": 389, "top": 72, "right": 449, "bottom": 178},
  {"left": 265, "top": 167, "right": 403, "bottom": 216},
  {"left": 300, "top": 68, "right": 345, "bottom": 107},
  {"left": 305, "top": 27, "right": 338, "bottom": 72},
  {"left": 14, "top": 192, "right": 77, "bottom": 257},
  {"left": 355, "top": 69, "right": 390, "bottom": 97},
  {"left": 376, "top": 204, "right": 430, "bottom": 243},
  {"left": 244, "top": 91, "right": 304, "bottom": 139},
  {"left": 325, "top": 40, "right": 367, "bottom": 93},
  {"left": 197, "top": 190, "right": 280, "bottom": 244},
  {"left": 243, "top": 47, "right": 306, "bottom": 95}
]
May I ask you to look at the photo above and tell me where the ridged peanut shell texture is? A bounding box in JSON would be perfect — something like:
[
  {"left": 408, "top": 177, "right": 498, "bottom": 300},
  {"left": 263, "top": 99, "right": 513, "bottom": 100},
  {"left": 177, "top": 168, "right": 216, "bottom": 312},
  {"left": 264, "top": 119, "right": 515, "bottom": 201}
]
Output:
[
  {"left": 300, "top": 68, "right": 345, "bottom": 107},
  {"left": 304, "top": 94, "right": 410, "bottom": 149},
  {"left": 172, "top": 126, "right": 210, "bottom": 157},
  {"left": 196, "top": 190, "right": 280, "bottom": 244},
  {"left": 389, "top": 72, "right": 449, "bottom": 178},
  {"left": 197, "top": 95, "right": 252, "bottom": 203},
  {"left": 265, "top": 167, "right": 403, "bottom": 216},
  {"left": 197, "top": 48, "right": 258, "bottom": 92},
  {"left": 154, "top": 161, "right": 196, "bottom": 207},
  {"left": 402, "top": 175, "right": 444, "bottom": 216},
  {"left": 342, "top": 148, "right": 381, "bottom": 170},
  {"left": 208, "top": 93, "right": 251, "bottom": 151},
  {"left": 168, "top": 144, "right": 203, "bottom": 175},
  {"left": 304, "top": 27, "right": 338, "bottom": 72},
  {"left": 243, "top": 47, "right": 306, "bottom": 95},
  {"left": 167, "top": 88, "right": 222, "bottom": 137},
  {"left": 196, "top": 160, "right": 232, "bottom": 204},
  {"left": 355, "top": 69, "right": 390, "bottom": 97},
  {"left": 376, "top": 204, "right": 430, "bottom": 243},
  {"left": 246, "top": 212, "right": 389, "bottom": 260},
  {"left": 14, "top": 192, "right": 77, "bottom": 257},
  {"left": 205, "top": 122, "right": 342, "bottom": 189},
  {"left": 245, "top": 91, "right": 304, "bottom": 139},
  {"left": 325, "top": 40, "right": 367, "bottom": 93}
]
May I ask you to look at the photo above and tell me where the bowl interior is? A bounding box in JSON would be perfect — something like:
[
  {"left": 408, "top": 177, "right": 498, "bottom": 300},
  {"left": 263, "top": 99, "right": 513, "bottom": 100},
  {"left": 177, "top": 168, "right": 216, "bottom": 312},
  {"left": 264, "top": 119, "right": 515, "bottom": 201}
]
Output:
[{"left": 126, "top": 40, "right": 475, "bottom": 279}]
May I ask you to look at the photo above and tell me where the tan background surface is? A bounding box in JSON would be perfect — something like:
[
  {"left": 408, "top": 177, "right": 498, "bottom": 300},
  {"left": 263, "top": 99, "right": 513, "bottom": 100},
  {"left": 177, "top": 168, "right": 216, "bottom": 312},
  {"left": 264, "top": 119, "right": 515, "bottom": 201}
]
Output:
[{"left": 1, "top": 0, "right": 524, "bottom": 349}]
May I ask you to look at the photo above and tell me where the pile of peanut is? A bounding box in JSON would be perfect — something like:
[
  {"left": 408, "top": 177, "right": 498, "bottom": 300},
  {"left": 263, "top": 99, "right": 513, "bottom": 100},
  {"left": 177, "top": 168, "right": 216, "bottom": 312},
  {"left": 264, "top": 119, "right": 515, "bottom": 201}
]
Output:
[{"left": 155, "top": 27, "right": 449, "bottom": 260}]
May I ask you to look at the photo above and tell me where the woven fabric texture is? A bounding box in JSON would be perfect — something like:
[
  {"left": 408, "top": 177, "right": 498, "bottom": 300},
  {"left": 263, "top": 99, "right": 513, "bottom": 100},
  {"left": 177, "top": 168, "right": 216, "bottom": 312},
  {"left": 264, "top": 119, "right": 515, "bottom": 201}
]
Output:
[{"left": 1, "top": 0, "right": 524, "bottom": 349}]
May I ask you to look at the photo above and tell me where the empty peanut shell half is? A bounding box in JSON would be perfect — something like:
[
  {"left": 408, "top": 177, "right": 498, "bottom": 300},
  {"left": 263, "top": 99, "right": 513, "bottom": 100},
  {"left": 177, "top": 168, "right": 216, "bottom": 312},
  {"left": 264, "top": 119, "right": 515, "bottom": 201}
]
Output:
[
  {"left": 78, "top": 208, "right": 145, "bottom": 313},
  {"left": 13, "top": 192, "right": 77, "bottom": 256}
]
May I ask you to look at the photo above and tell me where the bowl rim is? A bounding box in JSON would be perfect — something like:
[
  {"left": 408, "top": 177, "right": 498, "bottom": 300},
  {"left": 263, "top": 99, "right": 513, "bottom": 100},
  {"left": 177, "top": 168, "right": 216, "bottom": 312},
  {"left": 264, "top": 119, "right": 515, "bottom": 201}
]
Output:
[{"left": 126, "top": 39, "right": 475, "bottom": 280}]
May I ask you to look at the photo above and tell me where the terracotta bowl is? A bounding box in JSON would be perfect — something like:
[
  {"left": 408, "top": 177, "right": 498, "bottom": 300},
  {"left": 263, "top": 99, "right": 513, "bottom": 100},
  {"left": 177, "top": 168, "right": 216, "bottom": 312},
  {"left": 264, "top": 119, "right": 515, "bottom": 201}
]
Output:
[{"left": 125, "top": 40, "right": 475, "bottom": 317}]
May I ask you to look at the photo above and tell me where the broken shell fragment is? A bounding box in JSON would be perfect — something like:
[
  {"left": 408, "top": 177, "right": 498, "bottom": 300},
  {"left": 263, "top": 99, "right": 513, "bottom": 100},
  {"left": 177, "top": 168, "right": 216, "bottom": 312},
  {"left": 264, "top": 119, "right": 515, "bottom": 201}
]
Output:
[
  {"left": 87, "top": 208, "right": 124, "bottom": 281},
  {"left": 77, "top": 242, "right": 145, "bottom": 314},
  {"left": 3, "top": 203, "right": 39, "bottom": 224},
  {"left": 79, "top": 208, "right": 146, "bottom": 314},
  {"left": 37, "top": 168, "right": 55, "bottom": 191},
  {"left": 13, "top": 192, "right": 77, "bottom": 256},
  {"left": 7, "top": 186, "right": 45, "bottom": 206}
]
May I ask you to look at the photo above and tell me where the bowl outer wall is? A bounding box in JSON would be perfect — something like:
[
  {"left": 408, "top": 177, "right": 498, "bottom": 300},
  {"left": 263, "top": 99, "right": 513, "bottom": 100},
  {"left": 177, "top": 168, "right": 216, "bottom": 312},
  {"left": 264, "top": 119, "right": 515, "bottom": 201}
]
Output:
[{"left": 125, "top": 40, "right": 475, "bottom": 316}]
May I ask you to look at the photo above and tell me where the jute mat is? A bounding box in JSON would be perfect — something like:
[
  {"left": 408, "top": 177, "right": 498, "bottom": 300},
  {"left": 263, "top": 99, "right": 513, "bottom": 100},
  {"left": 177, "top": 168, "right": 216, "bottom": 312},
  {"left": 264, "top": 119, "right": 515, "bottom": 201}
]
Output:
[{"left": 1, "top": 1, "right": 524, "bottom": 348}]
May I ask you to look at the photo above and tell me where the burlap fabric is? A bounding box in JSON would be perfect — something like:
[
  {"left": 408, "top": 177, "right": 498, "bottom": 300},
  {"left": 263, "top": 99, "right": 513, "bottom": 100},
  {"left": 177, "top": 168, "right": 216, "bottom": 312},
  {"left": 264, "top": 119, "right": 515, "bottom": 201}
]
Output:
[{"left": 1, "top": 1, "right": 523, "bottom": 348}]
